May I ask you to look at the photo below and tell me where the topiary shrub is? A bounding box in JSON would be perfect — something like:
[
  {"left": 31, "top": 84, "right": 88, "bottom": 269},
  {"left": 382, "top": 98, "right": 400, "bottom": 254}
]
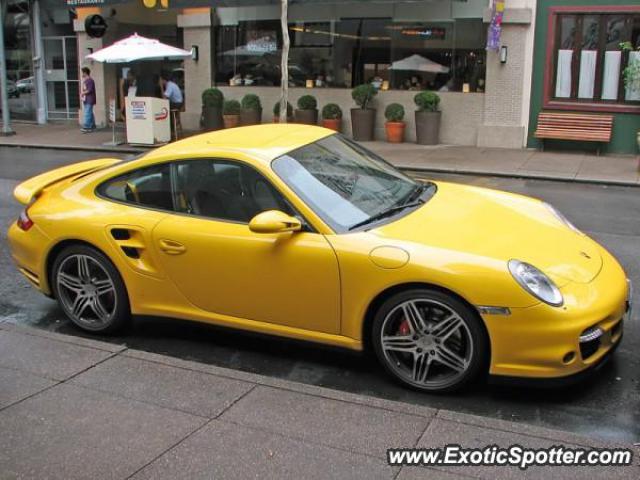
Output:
[
  {"left": 352, "top": 84, "right": 377, "bottom": 109},
  {"left": 385, "top": 103, "right": 405, "bottom": 122},
  {"left": 414, "top": 91, "right": 440, "bottom": 112},
  {"left": 241, "top": 93, "right": 262, "bottom": 111},
  {"left": 297, "top": 95, "right": 317, "bottom": 110},
  {"left": 202, "top": 88, "right": 223, "bottom": 108},
  {"left": 223, "top": 99, "right": 241, "bottom": 115},
  {"left": 322, "top": 103, "right": 343, "bottom": 120},
  {"left": 273, "top": 101, "right": 293, "bottom": 117}
]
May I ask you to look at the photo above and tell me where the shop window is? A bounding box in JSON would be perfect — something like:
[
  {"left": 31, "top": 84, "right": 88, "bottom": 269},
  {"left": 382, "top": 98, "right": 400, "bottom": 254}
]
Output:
[
  {"left": 214, "top": 15, "right": 486, "bottom": 93},
  {"left": 547, "top": 7, "right": 640, "bottom": 112}
]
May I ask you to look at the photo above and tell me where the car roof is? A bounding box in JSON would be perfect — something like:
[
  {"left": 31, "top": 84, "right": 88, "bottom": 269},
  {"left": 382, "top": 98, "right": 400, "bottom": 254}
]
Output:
[{"left": 145, "top": 124, "right": 335, "bottom": 164}]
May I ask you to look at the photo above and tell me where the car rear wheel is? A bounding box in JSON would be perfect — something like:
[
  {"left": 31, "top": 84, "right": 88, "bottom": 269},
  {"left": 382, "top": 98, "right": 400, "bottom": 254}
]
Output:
[
  {"left": 372, "top": 289, "right": 488, "bottom": 393},
  {"left": 52, "top": 245, "right": 130, "bottom": 334}
]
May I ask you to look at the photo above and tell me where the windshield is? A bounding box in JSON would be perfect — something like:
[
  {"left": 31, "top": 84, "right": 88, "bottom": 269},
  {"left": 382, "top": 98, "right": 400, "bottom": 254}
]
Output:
[{"left": 272, "top": 134, "right": 434, "bottom": 232}]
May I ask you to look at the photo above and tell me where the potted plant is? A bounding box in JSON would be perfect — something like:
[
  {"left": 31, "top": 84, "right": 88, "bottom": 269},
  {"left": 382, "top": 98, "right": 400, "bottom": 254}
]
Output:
[
  {"left": 414, "top": 91, "right": 441, "bottom": 145},
  {"left": 295, "top": 95, "right": 318, "bottom": 125},
  {"left": 222, "top": 99, "right": 241, "bottom": 129},
  {"left": 201, "top": 88, "right": 224, "bottom": 131},
  {"left": 384, "top": 103, "right": 405, "bottom": 143},
  {"left": 240, "top": 93, "right": 262, "bottom": 125},
  {"left": 620, "top": 41, "right": 640, "bottom": 150},
  {"left": 351, "top": 83, "right": 377, "bottom": 141},
  {"left": 321, "top": 103, "right": 342, "bottom": 132},
  {"left": 272, "top": 101, "right": 293, "bottom": 123}
]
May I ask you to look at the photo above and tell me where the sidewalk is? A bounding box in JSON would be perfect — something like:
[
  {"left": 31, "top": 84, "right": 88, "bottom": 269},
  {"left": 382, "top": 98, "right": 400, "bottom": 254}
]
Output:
[
  {"left": 0, "top": 322, "right": 637, "bottom": 479},
  {"left": 1, "top": 121, "right": 639, "bottom": 186}
]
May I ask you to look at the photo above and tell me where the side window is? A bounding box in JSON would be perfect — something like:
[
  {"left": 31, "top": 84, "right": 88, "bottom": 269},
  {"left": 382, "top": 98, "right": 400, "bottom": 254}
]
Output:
[
  {"left": 174, "top": 159, "right": 293, "bottom": 223},
  {"left": 98, "top": 164, "right": 174, "bottom": 211}
]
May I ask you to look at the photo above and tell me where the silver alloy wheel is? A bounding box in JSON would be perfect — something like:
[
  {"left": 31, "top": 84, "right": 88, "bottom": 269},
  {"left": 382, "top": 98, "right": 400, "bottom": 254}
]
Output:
[
  {"left": 56, "top": 254, "right": 117, "bottom": 330},
  {"left": 380, "top": 299, "right": 473, "bottom": 389}
]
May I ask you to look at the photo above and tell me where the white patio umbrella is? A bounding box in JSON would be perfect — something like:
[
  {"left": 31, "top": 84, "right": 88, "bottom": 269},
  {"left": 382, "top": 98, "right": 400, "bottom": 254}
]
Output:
[
  {"left": 86, "top": 33, "right": 192, "bottom": 63},
  {"left": 389, "top": 54, "right": 450, "bottom": 74}
]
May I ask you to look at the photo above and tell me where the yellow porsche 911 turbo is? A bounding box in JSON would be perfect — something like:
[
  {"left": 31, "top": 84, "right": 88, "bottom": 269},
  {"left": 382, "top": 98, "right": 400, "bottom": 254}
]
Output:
[{"left": 8, "top": 125, "right": 631, "bottom": 392}]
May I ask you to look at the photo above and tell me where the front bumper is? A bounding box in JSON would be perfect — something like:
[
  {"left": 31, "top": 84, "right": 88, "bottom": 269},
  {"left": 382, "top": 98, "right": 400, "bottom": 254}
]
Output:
[{"left": 483, "top": 247, "right": 629, "bottom": 380}]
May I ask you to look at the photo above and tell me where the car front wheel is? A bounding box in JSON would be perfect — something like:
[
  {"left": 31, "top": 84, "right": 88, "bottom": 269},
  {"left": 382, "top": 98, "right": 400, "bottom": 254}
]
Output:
[
  {"left": 372, "top": 288, "right": 488, "bottom": 393},
  {"left": 52, "top": 245, "right": 130, "bottom": 334}
]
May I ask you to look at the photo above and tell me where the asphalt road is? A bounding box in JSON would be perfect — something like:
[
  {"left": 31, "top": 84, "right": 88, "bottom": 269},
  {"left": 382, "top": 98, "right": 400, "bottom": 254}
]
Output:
[{"left": 1, "top": 146, "right": 638, "bottom": 443}]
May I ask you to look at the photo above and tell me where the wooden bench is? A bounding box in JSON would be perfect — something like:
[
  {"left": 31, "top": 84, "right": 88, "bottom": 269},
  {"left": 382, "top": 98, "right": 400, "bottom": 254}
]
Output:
[{"left": 534, "top": 112, "right": 613, "bottom": 155}]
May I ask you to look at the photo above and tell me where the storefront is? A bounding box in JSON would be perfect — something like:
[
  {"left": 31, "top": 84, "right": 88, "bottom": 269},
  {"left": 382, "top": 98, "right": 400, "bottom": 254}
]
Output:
[
  {"left": 527, "top": 1, "right": 640, "bottom": 154},
  {"left": 2, "top": 0, "right": 79, "bottom": 122},
  {"left": 8, "top": 0, "right": 538, "bottom": 149}
]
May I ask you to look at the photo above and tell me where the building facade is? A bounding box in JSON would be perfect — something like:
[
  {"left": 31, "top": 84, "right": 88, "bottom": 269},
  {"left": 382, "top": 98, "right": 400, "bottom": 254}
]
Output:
[
  {"left": 527, "top": 1, "right": 640, "bottom": 154},
  {"left": 7, "top": 0, "right": 539, "bottom": 149}
]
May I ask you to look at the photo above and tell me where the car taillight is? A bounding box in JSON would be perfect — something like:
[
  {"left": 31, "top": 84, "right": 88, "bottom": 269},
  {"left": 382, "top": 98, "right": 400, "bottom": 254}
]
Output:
[{"left": 17, "top": 208, "right": 34, "bottom": 231}]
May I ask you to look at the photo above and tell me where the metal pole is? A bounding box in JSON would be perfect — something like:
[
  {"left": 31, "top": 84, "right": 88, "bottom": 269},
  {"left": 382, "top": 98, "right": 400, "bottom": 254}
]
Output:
[
  {"left": 32, "top": 0, "right": 47, "bottom": 124},
  {"left": 0, "top": 0, "right": 15, "bottom": 135}
]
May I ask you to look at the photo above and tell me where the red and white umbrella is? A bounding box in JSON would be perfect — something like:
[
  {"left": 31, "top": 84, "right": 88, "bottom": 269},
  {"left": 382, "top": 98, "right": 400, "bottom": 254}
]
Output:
[
  {"left": 389, "top": 54, "right": 449, "bottom": 74},
  {"left": 86, "top": 33, "right": 192, "bottom": 63}
]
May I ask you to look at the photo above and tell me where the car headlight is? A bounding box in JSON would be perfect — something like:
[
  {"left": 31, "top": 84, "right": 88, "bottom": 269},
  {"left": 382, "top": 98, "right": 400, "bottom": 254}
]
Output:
[
  {"left": 508, "top": 259, "right": 564, "bottom": 307},
  {"left": 544, "top": 203, "right": 582, "bottom": 234}
]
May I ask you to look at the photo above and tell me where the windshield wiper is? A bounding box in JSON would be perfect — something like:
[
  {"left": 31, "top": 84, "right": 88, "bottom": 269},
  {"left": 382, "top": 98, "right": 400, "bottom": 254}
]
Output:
[
  {"left": 402, "top": 183, "right": 428, "bottom": 205},
  {"left": 348, "top": 201, "right": 424, "bottom": 231}
]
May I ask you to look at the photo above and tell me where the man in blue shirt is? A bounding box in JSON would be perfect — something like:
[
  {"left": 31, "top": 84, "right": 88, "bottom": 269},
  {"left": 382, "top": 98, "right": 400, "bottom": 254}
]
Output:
[
  {"left": 160, "top": 73, "right": 183, "bottom": 140},
  {"left": 160, "top": 74, "right": 183, "bottom": 109}
]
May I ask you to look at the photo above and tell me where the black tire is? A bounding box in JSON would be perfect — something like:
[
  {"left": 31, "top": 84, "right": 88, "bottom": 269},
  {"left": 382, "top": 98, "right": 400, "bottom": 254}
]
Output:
[
  {"left": 51, "top": 244, "right": 131, "bottom": 334},
  {"left": 372, "top": 288, "right": 488, "bottom": 393}
]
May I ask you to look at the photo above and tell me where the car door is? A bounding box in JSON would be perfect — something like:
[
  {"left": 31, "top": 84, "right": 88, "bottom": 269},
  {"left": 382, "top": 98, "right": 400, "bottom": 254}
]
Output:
[{"left": 151, "top": 158, "right": 341, "bottom": 334}]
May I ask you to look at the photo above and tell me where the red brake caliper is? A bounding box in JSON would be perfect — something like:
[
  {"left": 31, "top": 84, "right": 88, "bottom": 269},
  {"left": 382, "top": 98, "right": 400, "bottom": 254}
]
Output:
[{"left": 397, "top": 319, "right": 411, "bottom": 336}]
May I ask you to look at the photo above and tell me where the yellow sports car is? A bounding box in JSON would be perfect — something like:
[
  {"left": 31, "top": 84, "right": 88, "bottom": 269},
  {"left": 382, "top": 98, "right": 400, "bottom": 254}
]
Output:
[{"left": 8, "top": 125, "right": 631, "bottom": 392}]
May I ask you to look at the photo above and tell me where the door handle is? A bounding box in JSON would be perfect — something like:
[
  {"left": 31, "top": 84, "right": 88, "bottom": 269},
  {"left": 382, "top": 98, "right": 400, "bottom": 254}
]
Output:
[{"left": 159, "top": 239, "right": 186, "bottom": 255}]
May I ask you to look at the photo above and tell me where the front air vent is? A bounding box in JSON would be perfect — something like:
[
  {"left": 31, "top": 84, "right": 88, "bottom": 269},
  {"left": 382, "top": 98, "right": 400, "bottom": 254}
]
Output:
[{"left": 111, "top": 228, "right": 131, "bottom": 240}]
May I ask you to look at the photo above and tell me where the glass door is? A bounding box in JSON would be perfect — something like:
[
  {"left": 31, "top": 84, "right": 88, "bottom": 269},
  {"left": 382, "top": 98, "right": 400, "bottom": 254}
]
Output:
[{"left": 43, "top": 36, "right": 79, "bottom": 120}]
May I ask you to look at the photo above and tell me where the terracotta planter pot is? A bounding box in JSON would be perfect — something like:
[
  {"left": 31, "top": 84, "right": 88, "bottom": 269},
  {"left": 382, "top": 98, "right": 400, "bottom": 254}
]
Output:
[
  {"left": 295, "top": 109, "right": 318, "bottom": 125},
  {"left": 385, "top": 121, "right": 405, "bottom": 143},
  {"left": 223, "top": 114, "right": 240, "bottom": 129},
  {"left": 240, "top": 108, "right": 262, "bottom": 126},
  {"left": 415, "top": 110, "right": 441, "bottom": 145},
  {"left": 350, "top": 108, "right": 376, "bottom": 141},
  {"left": 322, "top": 118, "right": 341, "bottom": 132},
  {"left": 202, "top": 106, "right": 223, "bottom": 131}
]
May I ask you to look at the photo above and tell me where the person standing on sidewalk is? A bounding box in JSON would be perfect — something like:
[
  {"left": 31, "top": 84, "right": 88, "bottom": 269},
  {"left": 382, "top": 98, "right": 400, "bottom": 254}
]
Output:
[{"left": 80, "top": 67, "right": 96, "bottom": 133}]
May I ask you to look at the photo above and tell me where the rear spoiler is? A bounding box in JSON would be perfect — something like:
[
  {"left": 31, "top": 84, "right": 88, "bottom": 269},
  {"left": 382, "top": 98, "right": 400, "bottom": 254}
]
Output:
[{"left": 14, "top": 158, "right": 123, "bottom": 205}]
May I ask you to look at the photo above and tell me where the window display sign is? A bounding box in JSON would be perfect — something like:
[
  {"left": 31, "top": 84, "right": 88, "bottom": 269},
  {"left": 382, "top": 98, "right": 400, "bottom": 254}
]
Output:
[{"left": 400, "top": 27, "right": 446, "bottom": 40}]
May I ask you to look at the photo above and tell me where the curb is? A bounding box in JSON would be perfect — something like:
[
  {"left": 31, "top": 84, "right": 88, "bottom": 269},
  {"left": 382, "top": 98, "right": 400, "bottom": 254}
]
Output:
[
  {"left": 1, "top": 142, "right": 638, "bottom": 188},
  {"left": 0, "top": 142, "right": 145, "bottom": 155},
  {"left": 400, "top": 166, "right": 640, "bottom": 188}
]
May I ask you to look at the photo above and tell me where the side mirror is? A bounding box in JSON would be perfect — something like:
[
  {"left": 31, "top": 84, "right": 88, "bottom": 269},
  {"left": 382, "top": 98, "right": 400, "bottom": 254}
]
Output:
[{"left": 249, "top": 210, "right": 302, "bottom": 234}]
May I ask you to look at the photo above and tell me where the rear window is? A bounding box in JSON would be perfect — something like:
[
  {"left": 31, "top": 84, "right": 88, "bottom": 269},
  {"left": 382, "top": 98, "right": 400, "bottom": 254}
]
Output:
[{"left": 98, "top": 164, "right": 174, "bottom": 211}]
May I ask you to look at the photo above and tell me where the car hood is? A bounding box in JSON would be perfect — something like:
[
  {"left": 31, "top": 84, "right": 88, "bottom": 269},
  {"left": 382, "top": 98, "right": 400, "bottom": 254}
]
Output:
[{"left": 371, "top": 181, "right": 602, "bottom": 285}]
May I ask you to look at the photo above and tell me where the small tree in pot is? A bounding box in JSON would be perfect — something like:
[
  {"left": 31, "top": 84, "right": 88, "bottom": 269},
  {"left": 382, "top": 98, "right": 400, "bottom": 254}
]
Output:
[
  {"left": 295, "top": 95, "right": 318, "bottom": 125},
  {"left": 351, "top": 84, "right": 377, "bottom": 141},
  {"left": 384, "top": 103, "right": 405, "bottom": 143},
  {"left": 201, "top": 88, "right": 224, "bottom": 131},
  {"left": 273, "top": 101, "right": 293, "bottom": 122},
  {"left": 321, "top": 103, "right": 342, "bottom": 132},
  {"left": 240, "top": 93, "right": 262, "bottom": 125},
  {"left": 223, "top": 99, "right": 241, "bottom": 129},
  {"left": 414, "top": 91, "right": 441, "bottom": 145}
]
